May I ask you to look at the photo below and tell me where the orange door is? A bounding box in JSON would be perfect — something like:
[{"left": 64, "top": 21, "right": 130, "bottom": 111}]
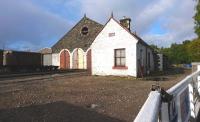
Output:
[{"left": 60, "top": 50, "right": 70, "bottom": 69}]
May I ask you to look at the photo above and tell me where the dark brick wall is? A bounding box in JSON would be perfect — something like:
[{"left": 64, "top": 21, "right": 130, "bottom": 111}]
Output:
[{"left": 52, "top": 16, "right": 103, "bottom": 53}]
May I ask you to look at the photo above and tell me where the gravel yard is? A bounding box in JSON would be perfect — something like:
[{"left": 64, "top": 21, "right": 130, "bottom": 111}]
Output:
[{"left": 0, "top": 69, "right": 191, "bottom": 122}]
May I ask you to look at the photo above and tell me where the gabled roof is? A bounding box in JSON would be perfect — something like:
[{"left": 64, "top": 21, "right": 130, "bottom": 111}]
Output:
[
  {"left": 109, "top": 17, "right": 152, "bottom": 49},
  {"left": 52, "top": 16, "right": 103, "bottom": 53},
  {"left": 94, "top": 16, "right": 152, "bottom": 50}
]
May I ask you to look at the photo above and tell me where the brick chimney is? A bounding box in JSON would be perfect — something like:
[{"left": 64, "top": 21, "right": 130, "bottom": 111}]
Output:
[{"left": 120, "top": 16, "right": 131, "bottom": 31}]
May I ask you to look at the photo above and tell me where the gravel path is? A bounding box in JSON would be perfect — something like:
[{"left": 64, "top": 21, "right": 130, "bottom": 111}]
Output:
[{"left": 0, "top": 69, "right": 191, "bottom": 122}]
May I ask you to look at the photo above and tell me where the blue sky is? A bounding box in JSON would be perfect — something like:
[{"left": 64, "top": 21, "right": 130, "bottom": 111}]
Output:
[{"left": 0, "top": 0, "right": 197, "bottom": 51}]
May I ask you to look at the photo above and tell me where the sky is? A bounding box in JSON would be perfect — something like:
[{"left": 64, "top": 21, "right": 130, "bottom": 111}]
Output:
[{"left": 0, "top": 0, "right": 197, "bottom": 51}]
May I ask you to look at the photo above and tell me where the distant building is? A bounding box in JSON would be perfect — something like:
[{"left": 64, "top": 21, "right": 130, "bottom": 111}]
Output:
[
  {"left": 39, "top": 48, "right": 52, "bottom": 66},
  {"left": 157, "top": 53, "right": 169, "bottom": 71},
  {"left": 39, "top": 48, "right": 52, "bottom": 54},
  {"left": 50, "top": 14, "right": 157, "bottom": 77},
  {"left": 192, "top": 62, "right": 200, "bottom": 72}
]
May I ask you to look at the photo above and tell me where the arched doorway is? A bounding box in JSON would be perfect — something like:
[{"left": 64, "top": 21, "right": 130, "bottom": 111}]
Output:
[
  {"left": 87, "top": 49, "right": 92, "bottom": 74},
  {"left": 60, "top": 50, "right": 70, "bottom": 69},
  {"left": 72, "top": 48, "right": 84, "bottom": 69}
]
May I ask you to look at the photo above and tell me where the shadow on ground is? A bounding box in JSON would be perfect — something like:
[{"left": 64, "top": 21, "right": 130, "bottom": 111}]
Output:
[
  {"left": 144, "top": 67, "right": 188, "bottom": 81},
  {"left": 0, "top": 101, "right": 124, "bottom": 122},
  {"left": 163, "top": 67, "right": 186, "bottom": 76}
]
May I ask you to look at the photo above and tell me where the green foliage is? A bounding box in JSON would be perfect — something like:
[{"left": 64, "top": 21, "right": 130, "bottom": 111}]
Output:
[
  {"left": 151, "top": 40, "right": 200, "bottom": 64},
  {"left": 194, "top": 0, "right": 200, "bottom": 37},
  {"left": 188, "top": 39, "right": 200, "bottom": 61}
]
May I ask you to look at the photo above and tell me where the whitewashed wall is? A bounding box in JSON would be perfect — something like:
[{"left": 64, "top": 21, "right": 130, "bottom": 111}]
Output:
[
  {"left": 43, "top": 54, "right": 52, "bottom": 66},
  {"left": 91, "top": 18, "right": 138, "bottom": 77},
  {"left": 52, "top": 53, "right": 59, "bottom": 66}
]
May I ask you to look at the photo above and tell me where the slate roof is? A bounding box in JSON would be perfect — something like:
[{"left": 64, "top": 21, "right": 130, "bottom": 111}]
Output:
[
  {"left": 39, "top": 48, "right": 52, "bottom": 54},
  {"left": 52, "top": 16, "right": 103, "bottom": 53}
]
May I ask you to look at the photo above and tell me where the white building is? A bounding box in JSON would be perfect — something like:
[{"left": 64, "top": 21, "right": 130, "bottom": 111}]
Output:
[
  {"left": 91, "top": 17, "right": 155, "bottom": 77},
  {"left": 50, "top": 15, "right": 156, "bottom": 77}
]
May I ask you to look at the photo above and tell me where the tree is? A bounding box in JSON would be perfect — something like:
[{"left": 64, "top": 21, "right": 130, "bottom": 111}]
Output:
[
  {"left": 150, "top": 44, "right": 160, "bottom": 52},
  {"left": 188, "top": 39, "right": 200, "bottom": 62},
  {"left": 194, "top": 0, "right": 200, "bottom": 37},
  {"left": 153, "top": 42, "right": 192, "bottom": 64}
]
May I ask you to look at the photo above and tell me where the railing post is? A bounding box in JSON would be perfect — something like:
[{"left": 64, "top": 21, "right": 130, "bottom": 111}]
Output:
[
  {"left": 134, "top": 91, "right": 161, "bottom": 122},
  {"left": 189, "top": 83, "right": 195, "bottom": 118},
  {"left": 198, "top": 75, "right": 200, "bottom": 94},
  {"left": 197, "top": 64, "right": 200, "bottom": 96},
  {"left": 134, "top": 68, "right": 200, "bottom": 122},
  {"left": 198, "top": 65, "right": 200, "bottom": 71}
]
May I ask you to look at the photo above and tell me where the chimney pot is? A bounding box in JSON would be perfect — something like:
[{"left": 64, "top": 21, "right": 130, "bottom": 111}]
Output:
[{"left": 120, "top": 17, "right": 131, "bottom": 31}]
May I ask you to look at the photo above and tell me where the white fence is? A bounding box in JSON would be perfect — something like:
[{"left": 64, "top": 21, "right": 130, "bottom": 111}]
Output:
[{"left": 134, "top": 65, "right": 200, "bottom": 122}]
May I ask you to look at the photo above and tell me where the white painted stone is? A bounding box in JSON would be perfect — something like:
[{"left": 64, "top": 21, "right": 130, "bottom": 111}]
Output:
[
  {"left": 43, "top": 54, "right": 52, "bottom": 66},
  {"left": 91, "top": 18, "right": 154, "bottom": 77},
  {"left": 52, "top": 53, "right": 59, "bottom": 66}
]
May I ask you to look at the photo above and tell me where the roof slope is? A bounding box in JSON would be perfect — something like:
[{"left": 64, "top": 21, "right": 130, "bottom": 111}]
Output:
[
  {"left": 110, "top": 18, "right": 152, "bottom": 48},
  {"left": 39, "top": 48, "right": 52, "bottom": 54},
  {"left": 52, "top": 16, "right": 103, "bottom": 53}
]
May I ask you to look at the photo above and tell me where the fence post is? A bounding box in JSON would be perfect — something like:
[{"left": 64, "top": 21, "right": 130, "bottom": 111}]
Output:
[
  {"left": 198, "top": 65, "right": 200, "bottom": 71},
  {"left": 134, "top": 91, "right": 161, "bottom": 122},
  {"left": 189, "top": 83, "right": 195, "bottom": 118},
  {"left": 197, "top": 65, "right": 200, "bottom": 96}
]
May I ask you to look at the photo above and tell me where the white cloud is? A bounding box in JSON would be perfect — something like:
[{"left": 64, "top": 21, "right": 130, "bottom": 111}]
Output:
[
  {"left": 0, "top": 0, "right": 197, "bottom": 50},
  {"left": 143, "top": 0, "right": 197, "bottom": 47},
  {"left": 77, "top": 0, "right": 197, "bottom": 47},
  {"left": 0, "top": 0, "right": 70, "bottom": 51},
  {"left": 135, "top": 0, "right": 174, "bottom": 33}
]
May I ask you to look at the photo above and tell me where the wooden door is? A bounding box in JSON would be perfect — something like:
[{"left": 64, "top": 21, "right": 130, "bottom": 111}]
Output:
[{"left": 60, "top": 50, "right": 70, "bottom": 69}]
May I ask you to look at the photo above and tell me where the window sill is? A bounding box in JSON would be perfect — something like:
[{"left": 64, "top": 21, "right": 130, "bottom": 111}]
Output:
[{"left": 112, "top": 66, "right": 128, "bottom": 70}]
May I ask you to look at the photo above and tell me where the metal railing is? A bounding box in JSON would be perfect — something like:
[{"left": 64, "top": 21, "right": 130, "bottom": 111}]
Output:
[{"left": 134, "top": 66, "right": 200, "bottom": 122}]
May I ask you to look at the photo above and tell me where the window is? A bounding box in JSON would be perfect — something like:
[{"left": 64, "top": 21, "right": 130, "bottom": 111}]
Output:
[
  {"left": 81, "top": 27, "right": 88, "bottom": 35},
  {"left": 114, "top": 48, "right": 126, "bottom": 67}
]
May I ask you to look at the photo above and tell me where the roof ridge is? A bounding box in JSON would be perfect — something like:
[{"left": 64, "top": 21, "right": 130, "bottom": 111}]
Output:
[
  {"left": 51, "top": 15, "right": 104, "bottom": 52},
  {"left": 84, "top": 16, "right": 103, "bottom": 26},
  {"left": 51, "top": 16, "right": 104, "bottom": 49},
  {"left": 111, "top": 17, "right": 151, "bottom": 48}
]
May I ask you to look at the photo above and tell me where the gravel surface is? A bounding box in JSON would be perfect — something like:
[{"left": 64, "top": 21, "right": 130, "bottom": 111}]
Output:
[{"left": 0, "top": 69, "right": 191, "bottom": 122}]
